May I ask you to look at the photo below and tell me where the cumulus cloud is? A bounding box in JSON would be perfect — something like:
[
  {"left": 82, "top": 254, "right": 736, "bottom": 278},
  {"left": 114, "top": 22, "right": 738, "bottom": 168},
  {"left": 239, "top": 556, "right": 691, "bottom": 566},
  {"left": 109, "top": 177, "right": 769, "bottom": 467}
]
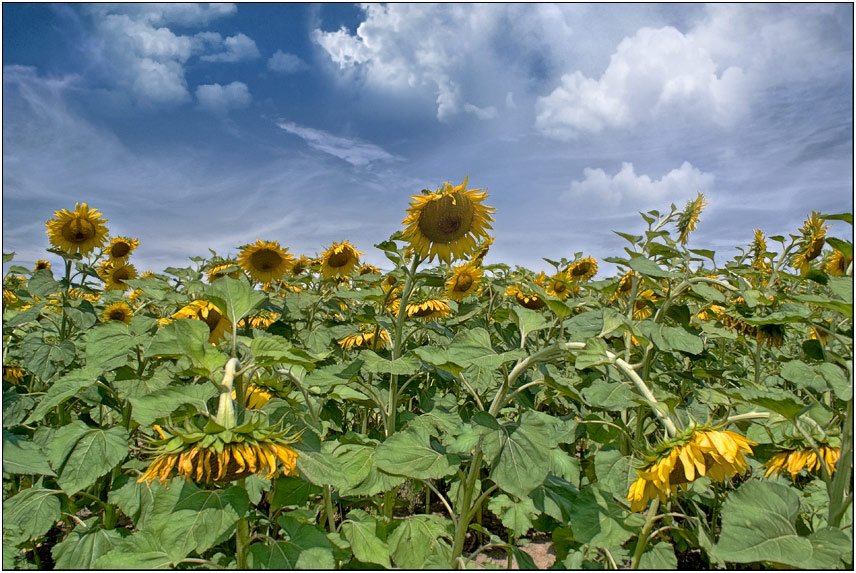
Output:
[
  {"left": 267, "top": 50, "right": 308, "bottom": 74},
  {"left": 199, "top": 32, "right": 260, "bottom": 63},
  {"left": 196, "top": 82, "right": 252, "bottom": 114},
  {"left": 276, "top": 121, "right": 398, "bottom": 167},
  {"left": 566, "top": 161, "right": 714, "bottom": 206}
]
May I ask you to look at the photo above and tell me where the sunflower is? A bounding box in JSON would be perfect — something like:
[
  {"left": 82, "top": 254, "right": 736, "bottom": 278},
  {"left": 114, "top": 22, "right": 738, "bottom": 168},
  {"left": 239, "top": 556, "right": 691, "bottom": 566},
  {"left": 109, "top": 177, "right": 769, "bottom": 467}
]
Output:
[
  {"left": 172, "top": 300, "right": 231, "bottom": 343},
  {"left": 792, "top": 212, "right": 829, "bottom": 273},
  {"left": 402, "top": 177, "right": 496, "bottom": 263},
  {"left": 103, "top": 301, "right": 133, "bottom": 324},
  {"left": 627, "top": 428, "right": 755, "bottom": 512},
  {"left": 3, "top": 365, "right": 24, "bottom": 385},
  {"left": 406, "top": 298, "right": 452, "bottom": 321},
  {"left": 567, "top": 257, "right": 598, "bottom": 283},
  {"left": 763, "top": 445, "right": 840, "bottom": 480},
  {"left": 45, "top": 203, "right": 109, "bottom": 256},
  {"left": 545, "top": 271, "right": 576, "bottom": 300},
  {"left": 824, "top": 250, "right": 852, "bottom": 277},
  {"left": 470, "top": 236, "right": 494, "bottom": 266},
  {"left": 751, "top": 230, "right": 768, "bottom": 271},
  {"left": 105, "top": 236, "right": 140, "bottom": 263},
  {"left": 755, "top": 323, "right": 786, "bottom": 348},
  {"left": 359, "top": 264, "right": 381, "bottom": 276},
  {"left": 99, "top": 262, "right": 139, "bottom": 292},
  {"left": 676, "top": 192, "right": 708, "bottom": 245},
  {"left": 633, "top": 289, "right": 659, "bottom": 320},
  {"left": 613, "top": 270, "right": 641, "bottom": 300},
  {"left": 338, "top": 323, "right": 392, "bottom": 351},
  {"left": 233, "top": 384, "right": 275, "bottom": 410},
  {"left": 290, "top": 255, "right": 314, "bottom": 276},
  {"left": 445, "top": 263, "right": 482, "bottom": 302},
  {"left": 3, "top": 289, "right": 17, "bottom": 306},
  {"left": 506, "top": 284, "right": 546, "bottom": 310},
  {"left": 238, "top": 240, "right": 294, "bottom": 283},
  {"left": 320, "top": 241, "right": 362, "bottom": 280},
  {"left": 696, "top": 304, "right": 725, "bottom": 323},
  {"left": 207, "top": 261, "right": 243, "bottom": 283},
  {"left": 34, "top": 260, "right": 51, "bottom": 271},
  {"left": 238, "top": 310, "right": 281, "bottom": 330}
]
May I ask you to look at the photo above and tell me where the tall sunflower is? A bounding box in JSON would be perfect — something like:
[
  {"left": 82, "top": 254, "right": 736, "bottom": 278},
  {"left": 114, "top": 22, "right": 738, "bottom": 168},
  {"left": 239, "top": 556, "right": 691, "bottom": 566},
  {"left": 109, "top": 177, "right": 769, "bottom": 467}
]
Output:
[
  {"left": 45, "top": 203, "right": 109, "bottom": 256},
  {"left": 506, "top": 284, "right": 546, "bottom": 310},
  {"left": 34, "top": 260, "right": 51, "bottom": 271},
  {"left": 290, "top": 255, "right": 314, "bottom": 276},
  {"left": 99, "top": 262, "right": 139, "bottom": 292},
  {"left": 406, "top": 298, "right": 452, "bottom": 321},
  {"left": 103, "top": 301, "right": 134, "bottom": 324},
  {"left": 320, "top": 241, "right": 362, "bottom": 279},
  {"left": 627, "top": 428, "right": 755, "bottom": 512},
  {"left": 105, "top": 236, "right": 140, "bottom": 263},
  {"left": 545, "top": 271, "right": 576, "bottom": 300},
  {"left": 445, "top": 263, "right": 482, "bottom": 302},
  {"left": 338, "top": 323, "right": 392, "bottom": 351},
  {"left": 238, "top": 310, "right": 281, "bottom": 330},
  {"left": 792, "top": 212, "right": 829, "bottom": 273},
  {"left": 207, "top": 261, "right": 243, "bottom": 283},
  {"left": 359, "top": 264, "right": 381, "bottom": 276},
  {"left": 470, "top": 236, "right": 495, "bottom": 266},
  {"left": 751, "top": 230, "right": 768, "bottom": 271},
  {"left": 402, "top": 177, "right": 495, "bottom": 263},
  {"left": 567, "top": 256, "right": 598, "bottom": 282},
  {"left": 172, "top": 300, "right": 231, "bottom": 344},
  {"left": 238, "top": 240, "right": 294, "bottom": 283},
  {"left": 676, "top": 192, "right": 708, "bottom": 245},
  {"left": 763, "top": 445, "right": 840, "bottom": 480}
]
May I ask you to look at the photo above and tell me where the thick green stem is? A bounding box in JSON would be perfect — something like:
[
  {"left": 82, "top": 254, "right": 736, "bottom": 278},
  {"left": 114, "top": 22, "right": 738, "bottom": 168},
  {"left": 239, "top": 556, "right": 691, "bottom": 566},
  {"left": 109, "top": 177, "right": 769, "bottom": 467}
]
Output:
[
  {"left": 388, "top": 256, "right": 421, "bottom": 435},
  {"left": 235, "top": 516, "right": 250, "bottom": 570},
  {"left": 828, "top": 398, "right": 853, "bottom": 527},
  {"left": 323, "top": 485, "right": 337, "bottom": 532},
  {"left": 450, "top": 446, "right": 484, "bottom": 568},
  {"left": 215, "top": 358, "right": 240, "bottom": 428},
  {"left": 630, "top": 498, "right": 660, "bottom": 569}
]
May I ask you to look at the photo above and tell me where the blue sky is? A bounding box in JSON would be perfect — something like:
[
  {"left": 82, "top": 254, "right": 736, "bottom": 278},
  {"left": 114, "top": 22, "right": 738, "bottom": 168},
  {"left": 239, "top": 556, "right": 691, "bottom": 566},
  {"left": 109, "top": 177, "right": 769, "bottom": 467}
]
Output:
[{"left": 3, "top": 3, "right": 853, "bottom": 276}]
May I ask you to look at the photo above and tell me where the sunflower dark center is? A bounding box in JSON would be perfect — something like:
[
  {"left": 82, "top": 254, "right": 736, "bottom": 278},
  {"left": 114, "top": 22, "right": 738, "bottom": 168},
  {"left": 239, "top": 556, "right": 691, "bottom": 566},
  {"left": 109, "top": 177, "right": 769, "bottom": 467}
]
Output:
[
  {"left": 62, "top": 218, "right": 96, "bottom": 243},
  {"left": 109, "top": 310, "right": 127, "bottom": 320},
  {"left": 571, "top": 264, "right": 591, "bottom": 277},
  {"left": 111, "top": 242, "right": 132, "bottom": 258},
  {"left": 409, "top": 305, "right": 435, "bottom": 318},
  {"left": 113, "top": 268, "right": 131, "bottom": 283},
  {"left": 553, "top": 282, "right": 566, "bottom": 293},
  {"left": 417, "top": 192, "right": 475, "bottom": 243},
  {"left": 203, "top": 308, "right": 222, "bottom": 330},
  {"left": 328, "top": 252, "right": 351, "bottom": 268},
  {"left": 454, "top": 274, "right": 474, "bottom": 292},
  {"left": 250, "top": 249, "right": 281, "bottom": 272}
]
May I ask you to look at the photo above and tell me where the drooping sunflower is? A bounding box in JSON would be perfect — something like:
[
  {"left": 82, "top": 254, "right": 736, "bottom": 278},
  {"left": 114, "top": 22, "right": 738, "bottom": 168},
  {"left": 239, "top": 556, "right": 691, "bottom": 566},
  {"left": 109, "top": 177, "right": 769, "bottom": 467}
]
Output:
[
  {"left": 103, "top": 301, "right": 134, "bottom": 324},
  {"left": 567, "top": 257, "right": 598, "bottom": 283},
  {"left": 406, "top": 298, "right": 452, "bottom": 321},
  {"left": 763, "top": 445, "right": 840, "bottom": 480},
  {"left": 105, "top": 236, "right": 140, "bottom": 263},
  {"left": 613, "top": 270, "right": 641, "bottom": 300},
  {"left": 792, "top": 212, "right": 829, "bottom": 273},
  {"left": 99, "top": 262, "right": 139, "bottom": 292},
  {"left": 506, "top": 284, "right": 546, "bottom": 310},
  {"left": 824, "top": 250, "right": 853, "bottom": 277},
  {"left": 238, "top": 310, "right": 281, "bottom": 330},
  {"left": 632, "top": 289, "right": 659, "bottom": 320},
  {"left": 238, "top": 240, "right": 294, "bottom": 283},
  {"left": 45, "top": 203, "right": 109, "bottom": 256},
  {"left": 338, "top": 323, "right": 392, "bottom": 351},
  {"left": 545, "top": 271, "right": 577, "bottom": 300},
  {"left": 207, "top": 261, "right": 243, "bottom": 283},
  {"left": 34, "top": 260, "right": 51, "bottom": 271},
  {"left": 470, "top": 236, "right": 495, "bottom": 266},
  {"left": 172, "top": 300, "right": 231, "bottom": 343},
  {"left": 359, "top": 264, "right": 381, "bottom": 276},
  {"left": 320, "top": 241, "right": 363, "bottom": 280},
  {"left": 3, "top": 365, "right": 24, "bottom": 385},
  {"left": 676, "top": 192, "right": 708, "bottom": 245},
  {"left": 751, "top": 230, "right": 768, "bottom": 271},
  {"left": 755, "top": 323, "right": 786, "bottom": 348},
  {"left": 445, "top": 263, "right": 482, "bottom": 302},
  {"left": 290, "top": 255, "right": 314, "bottom": 276},
  {"left": 401, "top": 177, "right": 496, "bottom": 263},
  {"left": 627, "top": 428, "right": 756, "bottom": 512}
]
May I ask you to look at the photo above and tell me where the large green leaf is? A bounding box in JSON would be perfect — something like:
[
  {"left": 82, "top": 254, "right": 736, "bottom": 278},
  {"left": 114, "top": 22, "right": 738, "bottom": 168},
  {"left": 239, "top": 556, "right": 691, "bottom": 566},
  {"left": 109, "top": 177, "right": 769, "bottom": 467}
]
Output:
[
  {"left": 487, "top": 494, "right": 537, "bottom": 537},
  {"left": 250, "top": 335, "right": 318, "bottom": 369},
  {"left": 46, "top": 421, "right": 129, "bottom": 496},
  {"left": 51, "top": 520, "right": 125, "bottom": 570},
  {"left": 24, "top": 365, "right": 101, "bottom": 424},
  {"left": 375, "top": 426, "right": 460, "bottom": 480},
  {"left": 205, "top": 275, "right": 265, "bottom": 323},
  {"left": 108, "top": 475, "right": 165, "bottom": 531},
  {"left": 84, "top": 321, "right": 139, "bottom": 372},
  {"left": 331, "top": 440, "right": 405, "bottom": 497},
  {"left": 3, "top": 430, "right": 55, "bottom": 475},
  {"left": 582, "top": 380, "right": 637, "bottom": 411},
  {"left": 780, "top": 360, "right": 852, "bottom": 399},
  {"left": 488, "top": 411, "right": 557, "bottom": 498},
  {"left": 128, "top": 384, "right": 217, "bottom": 426},
  {"left": 628, "top": 255, "right": 674, "bottom": 279},
  {"left": 567, "top": 486, "right": 640, "bottom": 549},
  {"left": 387, "top": 514, "right": 453, "bottom": 569},
  {"left": 639, "top": 542, "right": 678, "bottom": 569},
  {"left": 26, "top": 269, "right": 60, "bottom": 297},
  {"left": 340, "top": 516, "right": 391, "bottom": 568},
  {"left": 358, "top": 349, "right": 422, "bottom": 376},
  {"left": 714, "top": 480, "right": 850, "bottom": 568},
  {"left": 2, "top": 487, "right": 63, "bottom": 540},
  {"left": 144, "top": 318, "right": 227, "bottom": 375},
  {"left": 413, "top": 327, "right": 523, "bottom": 375},
  {"left": 513, "top": 307, "right": 549, "bottom": 341},
  {"left": 21, "top": 333, "right": 76, "bottom": 381},
  {"left": 94, "top": 530, "right": 174, "bottom": 569},
  {"left": 270, "top": 475, "right": 322, "bottom": 507}
]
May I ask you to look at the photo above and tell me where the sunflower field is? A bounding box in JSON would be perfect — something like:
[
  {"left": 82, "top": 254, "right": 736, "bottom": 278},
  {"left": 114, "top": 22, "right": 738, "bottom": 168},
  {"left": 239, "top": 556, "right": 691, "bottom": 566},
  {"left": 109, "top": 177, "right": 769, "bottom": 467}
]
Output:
[{"left": 2, "top": 180, "right": 853, "bottom": 570}]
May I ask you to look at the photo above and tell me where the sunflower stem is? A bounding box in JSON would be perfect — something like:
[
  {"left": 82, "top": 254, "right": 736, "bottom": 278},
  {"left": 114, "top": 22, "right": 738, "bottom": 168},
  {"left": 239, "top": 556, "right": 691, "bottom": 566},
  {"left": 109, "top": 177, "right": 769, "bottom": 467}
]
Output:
[
  {"left": 388, "top": 255, "right": 421, "bottom": 435},
  {"left": 828, "top": 398, "right": 852, "bottom": 527},
  {"left": 215, "top": 358, "right": 240, "bottom": 429},
  {"left": 630, "top": 497, "right": 660, "bottom": 569},
  {"left": 235, "top": 514, "right": 250, "bottom": 570}
]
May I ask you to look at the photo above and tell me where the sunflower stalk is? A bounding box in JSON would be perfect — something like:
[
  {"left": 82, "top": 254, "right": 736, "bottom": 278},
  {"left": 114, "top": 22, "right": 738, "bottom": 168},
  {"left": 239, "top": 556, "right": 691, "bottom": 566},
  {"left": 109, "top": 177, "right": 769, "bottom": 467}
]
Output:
[
  {"left": 388, "top": 254, "right": 421, "bottom": 435},
  {"left": 827, "top": 398, "right": 852, "bottom": 527},
  {"left": 215, "top": 357, "right": 240, "bottom": 429}
]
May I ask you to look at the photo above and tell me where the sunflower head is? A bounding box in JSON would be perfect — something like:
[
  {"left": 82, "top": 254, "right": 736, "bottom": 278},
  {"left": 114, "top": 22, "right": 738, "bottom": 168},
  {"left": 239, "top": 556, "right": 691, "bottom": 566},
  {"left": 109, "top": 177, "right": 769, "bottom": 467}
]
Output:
[
  {"left": 676, "top": 192, "right": 708, "bottom": 245},
  {"left": 320, "top": 241, "right": 363, "bottom": 280},
  {"left": 358, "top": 264, "right": 381, "bottom": 276},
  {"left": 824, "top": 250, "right": 853, "bottom": 277},
  {"left": 3, "top": 365, "right": 25, "bottom": 385},
  {"left": 567, "top": 256, "right": 598, "bottom": 283},
  {"left": 470, "top": 236, "right": 495, "bottom": 266},
  {"left": 45, "top": 203, "right": 109, "bottom": 256},
  {"left": 402, "top": 177, "right": 496, "bottom": 263},
  {"left": 172, "top": 300, "right": 231, "bottom": 343},
  {"left": 207, "top": 261, "right": 243, "bottom": 283},
  {"left": 545, "top": 271, "right": 577, "bottom": 300},
  {"left": 106, "top": 236, "right": 140, "bottom": 263},
  {"left": 506, "top": 284, "right": 546, "bottom": 310},
  {"left": 406, "top": 297, "right": 452, "bottom": 322},
  {"left": 238, "top": 240, "right": 294, "bottom": 283},
  {"left": 237, "top": 310, "right": 281, "bottom": 330},
  {"left": 99, "top": 262, "right": 139, "bottom": 292},
  {"left": 290, "top": 255, "right": 314, "bottom": 276},
  {"left": 792, "top": 212, "right": 829, "bottom": 273},
  {"left": 632, "top": 289, "right": 660, "bottom": 320},
  {"left": 763, "top": 445, "right": 840, "bottom": 480},
  {"left": 445, "top": 263, "right": 482, "bottom": 302},
  {"left": 34, "top": 260, "right": 52, "bottom": 271},
  {"left": 338, "top": 323, "right": 392, "bottom": 351},
  {"left": 103, "top": 301, "right": 134, "bottom": 324},
  {"left": 756, "top": 323, "right": 786, "bottom": 348}
]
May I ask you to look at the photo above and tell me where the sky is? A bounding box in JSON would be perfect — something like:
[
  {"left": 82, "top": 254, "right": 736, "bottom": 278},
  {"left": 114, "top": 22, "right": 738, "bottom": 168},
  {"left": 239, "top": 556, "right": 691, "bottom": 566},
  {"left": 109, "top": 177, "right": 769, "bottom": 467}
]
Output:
[{"left": 2, "top": 3, "right": 853, "bottom": 278}]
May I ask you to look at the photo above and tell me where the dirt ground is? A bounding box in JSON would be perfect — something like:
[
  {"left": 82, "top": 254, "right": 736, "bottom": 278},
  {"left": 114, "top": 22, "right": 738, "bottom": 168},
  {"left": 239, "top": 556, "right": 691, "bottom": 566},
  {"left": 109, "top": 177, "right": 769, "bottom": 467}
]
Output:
[{"left": 470, "top": 541, "right": 556, "bottom": 569}]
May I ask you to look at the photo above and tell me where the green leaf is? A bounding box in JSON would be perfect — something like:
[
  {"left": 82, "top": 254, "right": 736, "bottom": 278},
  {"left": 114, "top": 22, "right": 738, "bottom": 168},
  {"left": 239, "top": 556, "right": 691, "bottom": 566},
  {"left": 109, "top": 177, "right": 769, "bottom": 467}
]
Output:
[
  {"left": 3, "top": 430, "right": 56, "bottom": 475},
  {"left": 293, "top": 444, "right": 350, "bottom": 490},
  {"left": 94, "top": 530, "right": 174, "bottom": 569},
  {"left": 628, "top": 256, "right": 674, "bottom": 279},
  {"left": 530, "top": 474, "right": 578, "bottom": 522},
  {"left": 2, "top": 487, "right": 62, "bottom": 540},
  {"left": 582, "top": 381, "right": 637, "bottom": 411},
  {"left": 639, "top": 542, "right": 678, "bottom": 569},
  {"left": 358, "top": 349, "right": 422, "bottom": 376},
  {"left": 26, "top": 269, "right": 60, "bottom": 297},
  {"left": 593, "top": 449, "right": 635, "bottom": 498},
  {"left": 374, "top": 426, "right": 460, "bottom": 480},
  {"left": 564, "top": 310, "right": 604, "bottom": 339},
  {"left": 21, "top": 334, "right": 76, "bottom": 381},
  {"left": 489, "top": 411, "right": 556, "bottom": 498},
  {"left": 46, "top": 421, "right": 129, "bottom": 496},
  {"left": 691, "top": 282, "right": 726, "bottom": 303},
  {"left": 334, "top": 441, "right": 406, "bottom": 497},
  {"left": 826, "top": 237, "right": 852, "bottom": 257},
  {"left": 573, "top": 337, "right": 611, "bottom": 370},
  {"left": 24, "top": 365, "right": 101, "bottom": 424},
  {"left": 487, "top": 494, "right": 537, "bottom": 537},
  {"left": 340, "top": 517, "right": 391, "bottom": 568},
  {"left": 108, "top": 475, "right": 164, "bottom": 531},
  {"left": 128, "top": 384, "right": 217, "bottom": 426},
  {"left": 205, "top": 275, "right": 266, "bottom": 323},
  {"left": 513, "top": 307, "right": 549, "bottom": 341},
  {"left": 827, "top": 276, "right": 853, "bottom": 303},
  {"left": 51, "top": 521, "right": 125, "bottom": 570},
  {"left": 247, "top": 541, "right": 300, "bottom": 569},
  {"left": 144, "top": 319, "right": 227, "bottom": 375},
  {"left": 817, "top": 212, "right": 853, "bottom": 224},
  {"left": 715, "top": 480, "right": 849, "bottom": 568},
  {"left": 413, "top": 327, "right": 524, "bottom": 375},
  {"left": 387, "top": 515, "right": 452, "bottom": 569},
  {"left": 270, "top": 475, "right": 322, "bottom": 507},
  {"left": 251, "top": 336, "right": 319, "bottom": 369},
  {"left": 660, "top": 325, "right": 704, "bottom": 354},
  {"left": 567, "top": 486, "right": 637, "bottom": 549},
  {"left": 85, "top": 321, "right": 138, "bottom": 371},
  {"left": 780, "top": 360, "right": 851, "bottom": 399},
  {"left": 3, "top": 252, "right": 14, "bottom": 263}
]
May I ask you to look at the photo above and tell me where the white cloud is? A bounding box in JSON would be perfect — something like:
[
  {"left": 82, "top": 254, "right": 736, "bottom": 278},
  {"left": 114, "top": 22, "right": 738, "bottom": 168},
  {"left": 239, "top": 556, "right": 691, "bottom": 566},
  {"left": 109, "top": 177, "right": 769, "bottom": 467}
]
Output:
[
  {"left": 276, "top": 121, "right": 398, "bottom": 167},
  {"left": 268, "top": 50, "right": 308, "bottom": 74},
  {"left": 196, "top": 82, "right": 252, "bottom": 114},
  {"left": 567, "top": 161, "right": 714, "bottom": 206},
  {"left": 200, "top": 33, "right": 260, "bottom": 63}
]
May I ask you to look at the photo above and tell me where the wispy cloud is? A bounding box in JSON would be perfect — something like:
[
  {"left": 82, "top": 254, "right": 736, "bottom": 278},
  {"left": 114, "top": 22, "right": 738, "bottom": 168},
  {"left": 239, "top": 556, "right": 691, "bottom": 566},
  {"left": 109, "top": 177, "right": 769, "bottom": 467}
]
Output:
[
  {"left": 276, "top": 121, "right": 399, "bottom": 167},
  {"left": 267, "top": 50, "right": 308, "bottom": 74},
  {"left": 196, "top": 82, "right": 252, "bottom": 114}
]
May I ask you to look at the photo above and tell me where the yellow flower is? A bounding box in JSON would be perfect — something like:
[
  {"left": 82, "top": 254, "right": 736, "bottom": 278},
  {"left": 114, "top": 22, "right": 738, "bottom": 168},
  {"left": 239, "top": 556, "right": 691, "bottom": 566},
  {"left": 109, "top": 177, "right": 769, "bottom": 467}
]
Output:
[
  {"left": 102, "top": 301, "right": 134, "bottom": 324},
  {"left": 359, "top": 264, "right": 381, "bottom": 276},
  {"left": 792, "top": 212, "right": 829, "bottom": 273},
  {"left": 290, "top": 255, "right": 313, "bottom": 276},
  {"left": 763, "top": 445, "right": 840, "bottom": 480},
  {"left": 545, "top": 271, "right": 576, "bottom": 300},
  {"left": 172, "top": 300, "right": 231, "bottom": 343},
  {"left": 207, "top": 262, "right": 243, "bottom": 283},
  {"left": 99, "top": 262, "right": 139, "bottom": 292},
  {"left": 338, "top": 324, "right": 392, "bottom": 351},
  {"left": 627, "top": 429, "right": 755, "bottom": 512},
  {"left": 45, "top": 203, "right": 109, "bottom": 256},
  {"left": 238, "top": 240, "right": 294, "bottom": 283},
  {"left": 755, "top": 323, "right": 786, "bottom": 348},
  {"left": 470, "top": 236, "right": 494, "bottom": 266},
  {"left": 676, "top": 192, "right": 708, "bottom": 245},
  {"left": 238, "top": 310, "right": 280, "bottom": 330},
  {"left": 34, "top": 260, "right": 51, "bottom": 271},
  {"left": 613, "top": 270, "right": 641, "bottom": 299},
  {"left": 402, "top": 177, "right": 495, "bottom": 263},
  {"left": 3, "top": 365, "right": 24, "bottom": 385},
  {"left": 633, "top": 289, "right": 659, "bottom": 320},
  {"left": 506, "top": 284, "right": 545, "bottom": 310},
  {"left": 320, "top": 241, "right": 363, "bottom": 280},
  {"left": 567, "top": 257, "right": 598, "bottom": 283},
  {"left": 445, "top": 263, "right": 482, "bottom": 302},
  {"left": 105, "top": 236, "right": 140, "bottom": 263},
  {"left": 751, "top": 230, "right": 768, "bottom": 271},
  {"left": 406, "top": 298, "right": 452, "bottom": 321},
  {"left": 3, "top": 289, "right": 18, "bottom": 306},
  {"left": 824, "top": 250, "right": 852, "bottom": 277}
]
